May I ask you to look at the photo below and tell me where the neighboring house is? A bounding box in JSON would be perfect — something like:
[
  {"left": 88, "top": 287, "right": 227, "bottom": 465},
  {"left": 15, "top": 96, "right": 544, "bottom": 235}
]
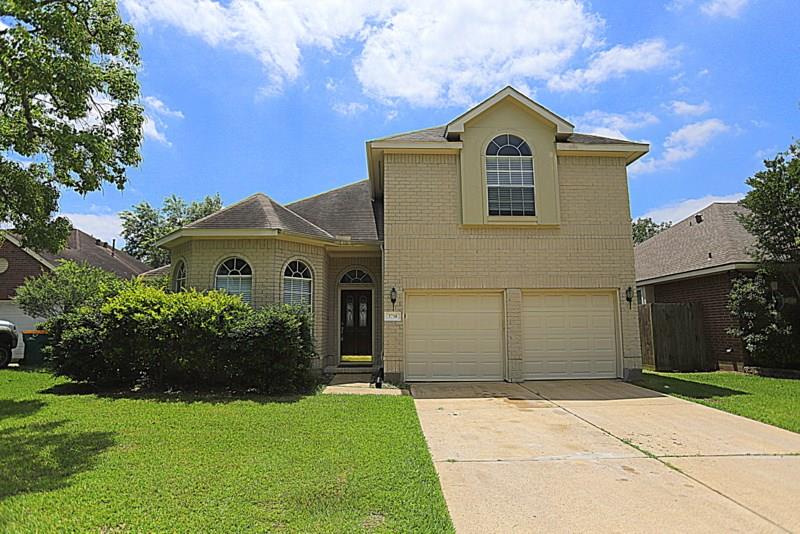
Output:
[
  {"left": 0, "top": 228, "right": 150, "bottom": 359},
  {"left": 156, "top": 86, "right": 648, "bottom": 383},
  {"left": 634, "top": 202, "right": 757, "bottom": 370}
]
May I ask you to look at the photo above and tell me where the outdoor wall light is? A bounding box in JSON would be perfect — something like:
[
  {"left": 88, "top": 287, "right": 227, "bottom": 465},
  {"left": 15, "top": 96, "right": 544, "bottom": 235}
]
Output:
[
  {"left": 625, "top": 286, "right": 633, "bottom": 309},
  {"left": 390, "top": 287, "right": 398, "bottom": 310}
]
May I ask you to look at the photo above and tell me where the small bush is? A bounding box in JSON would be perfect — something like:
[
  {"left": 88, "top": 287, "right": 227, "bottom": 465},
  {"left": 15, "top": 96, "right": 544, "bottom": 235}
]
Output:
[
  {"left": 728, "top": 274, "right": 800, "bottom": 369},
  {"left": 46, "top": 285, "right": 317, "bottom": 392}
]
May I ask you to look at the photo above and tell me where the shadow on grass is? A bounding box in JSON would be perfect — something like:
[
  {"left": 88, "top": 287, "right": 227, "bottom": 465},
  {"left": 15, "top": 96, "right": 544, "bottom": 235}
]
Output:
[
  {"left": 0, "top": 400, "right": 46, "bottom": 420},
  {"left": 635, "top": 374, "right": 748, "bottom": 400},
  {"left": 0, "top": 420, "right": 115, "bottom": 501},
  {"left": 40, "top": 381, "right": 323, "bottom": 405}
]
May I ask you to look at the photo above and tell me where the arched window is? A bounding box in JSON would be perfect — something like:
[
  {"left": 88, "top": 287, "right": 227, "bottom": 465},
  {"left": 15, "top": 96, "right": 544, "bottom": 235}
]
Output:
[
  {"left": 340, "top": 269, "right": 373, "bottom": 284},
  {"left": 485, "top": 134, "right": 535, "bottom": 216},
  {"left": 283, "top": 260, "right": 313, "bottom": 309},
  {"left": 173, "top": 260, "right": 187, "bottom": 292},
  {"left": 215, "top": 257, "right": 252, "bottom": 303}
]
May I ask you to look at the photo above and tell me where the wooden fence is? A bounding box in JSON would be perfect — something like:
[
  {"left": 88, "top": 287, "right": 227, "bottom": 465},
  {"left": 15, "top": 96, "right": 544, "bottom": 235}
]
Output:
[{"left": 639, "top": 303, "right": 715, "bottom": 371}]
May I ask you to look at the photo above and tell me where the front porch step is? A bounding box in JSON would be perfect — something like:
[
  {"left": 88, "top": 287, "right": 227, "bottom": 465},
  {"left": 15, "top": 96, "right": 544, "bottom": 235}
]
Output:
[{"left": 324, "top": 365, "right": 378, "bottom": 375}]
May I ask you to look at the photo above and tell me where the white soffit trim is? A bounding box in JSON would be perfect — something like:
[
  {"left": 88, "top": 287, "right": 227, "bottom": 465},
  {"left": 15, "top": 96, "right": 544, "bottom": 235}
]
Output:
[{"left": 637, "top": 262, "right": 758, "bottom": 286}]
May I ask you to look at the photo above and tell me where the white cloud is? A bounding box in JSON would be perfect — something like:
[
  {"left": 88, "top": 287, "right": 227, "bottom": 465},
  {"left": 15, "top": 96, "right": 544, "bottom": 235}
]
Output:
[
  {"left": 572, "top": 110, "right": 658, "bottom": 140},
  {"left": 141, "top": 96, "right": 183, "bottom": 146},
  {"left": 700, "top": 0, "right": 749, "bottom": 17},
  {"left": 61, "top": 213, "right": 124, "bottom": 245},
  {"left": 639, "top": 192, "right": 745, "bottom": 223},
  {"left": 355, "top": 0, "right": 604, "bottom": 106},
  {"left": 325, "top": 78, "right": 337, "bottom": 91},
  {"left": 332, "top": 101, "right": 368, "bottom": 117},
  {"left": 632, "top": 118, "right": 729, "bottom": 174},
  {"left": 123, "top": 0, "right": 675, "bottom": 107},
  {"left": 669, "top": 100, "right": 711, "bottom": 116},
  {"left": 385, "top": 110, "right": 399, "bottom": 121},
  {"left": 548, "top": 39, "right": 676, "bottom": 92}
]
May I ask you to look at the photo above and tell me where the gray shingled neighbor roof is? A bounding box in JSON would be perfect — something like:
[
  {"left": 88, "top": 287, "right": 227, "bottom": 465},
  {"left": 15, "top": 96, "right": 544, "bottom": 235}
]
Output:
[
  {"left": 186, "top": 193, "right": 333, "bottom": 239},
  {"left": 372, "top": 126, "right": 643, "bottom": 145},
  {"left": 37, "top": 228, "right": 150, "bottom": 279},
  {"left": 288, "top": 180, "right": 381, "bottom": 242},
  {"left": 635, "top": 202, "right": 757, "bottom": 283}
]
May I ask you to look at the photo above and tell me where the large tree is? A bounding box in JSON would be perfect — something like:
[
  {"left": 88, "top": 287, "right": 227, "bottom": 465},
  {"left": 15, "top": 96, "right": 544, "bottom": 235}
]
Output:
[
  {"left": 0, "top": 0, "right": 143, "bottom": 252},
  {"left": 121, "top": 194, "right": 223, "bottom": 267},
  {"left": 631, "top": 217, "right": 672, "bottom": 245},
  {"left": 737, "top": 141, "right": 800, "bottom": 299}
]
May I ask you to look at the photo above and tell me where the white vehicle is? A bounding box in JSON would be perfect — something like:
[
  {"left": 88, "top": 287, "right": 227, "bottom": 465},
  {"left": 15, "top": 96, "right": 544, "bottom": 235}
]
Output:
[{"left": 0, "top": 319, "right": 19, "bottom": 368}]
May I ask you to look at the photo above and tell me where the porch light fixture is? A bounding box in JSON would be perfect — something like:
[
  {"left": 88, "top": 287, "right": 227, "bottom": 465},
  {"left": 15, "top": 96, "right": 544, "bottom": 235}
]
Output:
[
  {"left": 390, "top": 287, "right": 397, "bottom": 310},
  {"left": 625, "top": 286, "right": 633, "bottom": 309}
]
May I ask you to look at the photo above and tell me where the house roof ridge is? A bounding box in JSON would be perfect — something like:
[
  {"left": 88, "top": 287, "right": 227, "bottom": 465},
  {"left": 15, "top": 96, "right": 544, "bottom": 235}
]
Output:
[
  {"left": 270, "top": 198, "right": 335, "bottom": 238},
  {"left": 184, "top": 192, "right": 267, "bottom": 229}
]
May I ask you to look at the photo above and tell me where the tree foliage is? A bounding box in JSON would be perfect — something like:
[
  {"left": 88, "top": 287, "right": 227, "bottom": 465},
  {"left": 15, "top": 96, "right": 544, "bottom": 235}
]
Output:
[
  {"left": 632, "top": 217, "right": 672, "bottom": 245},
  {"left": 0, "top": 0, "right": 143, "bottom": 252},
  {"left": 120, "top": 194, "right": 222, "bottom": 267},
  {"left": 14, "top": 260, "right": 126, "bottom": 319},
  {"left": 737, "top": 142, "right": 800, "bottom": 299}
]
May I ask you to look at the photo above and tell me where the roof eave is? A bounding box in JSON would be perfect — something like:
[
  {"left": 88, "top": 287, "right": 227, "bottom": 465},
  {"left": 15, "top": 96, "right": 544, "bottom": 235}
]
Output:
[
  {"left": 636, "top": 262, "right": 758, "bottom": 286},
  {"left": 555, "top": 142, "right": 650, "bottom": 165}
]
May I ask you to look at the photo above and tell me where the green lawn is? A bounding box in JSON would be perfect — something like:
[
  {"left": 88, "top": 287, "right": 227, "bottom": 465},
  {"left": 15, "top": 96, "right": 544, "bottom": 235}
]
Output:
[
  {"left": 0, "top": 370, "right": 452, "bottom": 533},
  {"left": 636, "top": 370, "right": 800, "bottom": 433}
]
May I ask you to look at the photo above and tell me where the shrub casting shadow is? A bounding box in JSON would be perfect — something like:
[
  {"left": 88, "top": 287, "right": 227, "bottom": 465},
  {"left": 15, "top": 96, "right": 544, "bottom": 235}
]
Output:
[
  {"left": 637, "top": 374, "right": 747, "bottom": 400},
  {"left": 0, "top": 399, "right": 46, "bottom": 420},
  {"left": 0, "top": 420, "right": 115, "bottom": 501},
  {"left": 40, "top": 381, "right": 324, "bottom": 405}
]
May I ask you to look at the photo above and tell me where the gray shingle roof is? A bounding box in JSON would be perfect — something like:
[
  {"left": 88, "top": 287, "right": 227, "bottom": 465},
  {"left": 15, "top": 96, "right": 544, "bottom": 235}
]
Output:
[
  {"left": 140, "top": 264, "right": 171, "bottom": 277},
  {"left": 371, "top": 125, "right": 642, "bottom": 145},
  {"left": 635, "top": 202, "right": 757, "bottom": 283},
  {"left": 186, "top": 193, "right": 333, "bottom": 239},
  {"left": 38, "top": 229, "right": 150, "bottom": 279},
  {"left": 288, "top": 180, "right": 381, "bottom": 242}
]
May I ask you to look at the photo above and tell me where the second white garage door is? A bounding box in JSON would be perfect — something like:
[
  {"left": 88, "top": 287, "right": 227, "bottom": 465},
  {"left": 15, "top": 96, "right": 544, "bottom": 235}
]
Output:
[
  {"left": 522, "top": 292, "right": 618, "bottom": 379},
  {"left": 406, "top": 293, "right": 504, "bottom": 381}
]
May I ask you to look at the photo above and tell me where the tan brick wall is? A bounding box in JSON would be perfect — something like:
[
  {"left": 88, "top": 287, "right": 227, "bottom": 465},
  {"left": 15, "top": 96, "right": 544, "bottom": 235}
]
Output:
[
  {"left": 382, "top": 152, "right": 641, "bottom": 381},
  {"left": 175, "top": 238, "right": 328, "bottom": 367}
]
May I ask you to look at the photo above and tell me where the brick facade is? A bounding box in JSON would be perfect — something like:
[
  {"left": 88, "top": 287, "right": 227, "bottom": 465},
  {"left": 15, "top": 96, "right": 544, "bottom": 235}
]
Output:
[
  {"left": 0, "top": 239, "right": 46, "bottom": 300},
  {"left": 653, "top": 272, "right": 745, "bottom": 368},
  {"left": 381, "top": 153, "right": 641, "bottom": 382}
]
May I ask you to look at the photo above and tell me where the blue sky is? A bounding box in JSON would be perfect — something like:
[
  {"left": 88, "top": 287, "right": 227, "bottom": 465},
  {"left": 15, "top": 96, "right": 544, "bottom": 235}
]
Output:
[{"left": 59, "top": 0, "right": 799, "bottom": 244}]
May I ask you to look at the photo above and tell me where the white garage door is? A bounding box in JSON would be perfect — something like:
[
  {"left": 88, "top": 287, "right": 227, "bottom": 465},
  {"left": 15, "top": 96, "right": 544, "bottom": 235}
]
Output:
[
  {"left": 0, "top": 300, "right": 41, "bottom": 359},
  {"left": 522, "top": 292, "right": 618, "bottom": 379},
  {"left": 406, "top": 293, "right": 504, "bottom": 381}
]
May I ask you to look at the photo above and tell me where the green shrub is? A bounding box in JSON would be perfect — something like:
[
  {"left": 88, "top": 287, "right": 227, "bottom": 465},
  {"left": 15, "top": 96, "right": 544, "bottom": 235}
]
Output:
[
  {"left": 728, "top": 274, "right": 800, "bottom": 369},
  {"left": 46, "top": 285, "right": 317, "bottom": 392}
]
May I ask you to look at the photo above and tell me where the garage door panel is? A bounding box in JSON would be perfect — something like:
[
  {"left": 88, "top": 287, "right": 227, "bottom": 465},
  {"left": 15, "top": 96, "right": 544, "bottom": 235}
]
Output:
[
  {"left": 406, "top": 293, "right": 504, "bottom": 381},
  {"left": 523, "top": 292, "right": 618, "bottom": 380}
]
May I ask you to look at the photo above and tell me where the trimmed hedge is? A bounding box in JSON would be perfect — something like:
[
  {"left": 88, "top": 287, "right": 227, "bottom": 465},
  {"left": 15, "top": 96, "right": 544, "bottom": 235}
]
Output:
[{"left": 46, "top": 285, "right": 317, "bottom": 393}]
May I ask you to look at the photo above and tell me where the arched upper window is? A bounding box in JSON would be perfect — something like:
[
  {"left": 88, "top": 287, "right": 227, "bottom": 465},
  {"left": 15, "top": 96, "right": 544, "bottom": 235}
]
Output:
[
  {"left": 485, "top": 134, "right": 535, "bottom": 216},
  {"left": 340, "top": 269, "right": 373, "bottom": 284},
  {"left": 283, "top": 260, "right": 313, "bottom": 309},
  {"left": 173, "top": 260, "right": 187, "bottom": 292},
  {"left": 215, "top": 257, "right": 252, "bottom": 303}
]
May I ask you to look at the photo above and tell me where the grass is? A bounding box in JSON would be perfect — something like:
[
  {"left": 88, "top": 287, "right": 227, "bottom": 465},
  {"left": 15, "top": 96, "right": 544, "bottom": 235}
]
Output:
[
  {"left": 0, "top": 370, "right": 453, "bottom": 533},
  {"left": 636, "top": 370, "right": 800, "bottom": 433}
]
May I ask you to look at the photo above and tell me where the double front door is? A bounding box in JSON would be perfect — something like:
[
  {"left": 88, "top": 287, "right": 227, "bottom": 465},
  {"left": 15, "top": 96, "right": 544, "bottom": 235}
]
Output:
[{"left": 340, "top": 289, "right": 372, "bottom": 363}]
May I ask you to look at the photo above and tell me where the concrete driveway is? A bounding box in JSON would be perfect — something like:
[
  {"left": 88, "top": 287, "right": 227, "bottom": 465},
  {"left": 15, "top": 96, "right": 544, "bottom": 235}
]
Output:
[{"left": 411, "top": 380, "right": 800, "bottom": 533}]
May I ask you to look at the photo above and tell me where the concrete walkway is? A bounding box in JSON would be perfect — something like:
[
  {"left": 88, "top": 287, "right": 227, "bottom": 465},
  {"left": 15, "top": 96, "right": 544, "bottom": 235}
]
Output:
[{"left": 411, "top": 380, "right": 800, "bottom": 533}]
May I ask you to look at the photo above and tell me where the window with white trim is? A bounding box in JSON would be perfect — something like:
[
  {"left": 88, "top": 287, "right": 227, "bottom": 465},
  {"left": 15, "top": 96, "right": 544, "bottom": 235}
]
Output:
[
  {"left": 283, "top": 260, "right": 313, "bottom": 309},
  {"left": 485, "top": 134, "right": 535, "bottom": 216},
  {"left": 340, "top": 269, "right": 373, "bottom": 284},
  {"left": 173, "top": 260, "right": 187, "bottom": 292},
  {"left": 215, "top": 258, "right": 252, "bottom": 303}
]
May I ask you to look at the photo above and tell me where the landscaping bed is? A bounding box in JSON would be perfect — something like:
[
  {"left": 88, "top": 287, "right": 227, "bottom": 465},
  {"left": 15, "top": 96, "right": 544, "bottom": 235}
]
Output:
[
  {"left": 636, "top": 370, "right": 800, "bottom": 433},
  {"left": 0, "top": 370, "right": 452, "bottom": 533}
]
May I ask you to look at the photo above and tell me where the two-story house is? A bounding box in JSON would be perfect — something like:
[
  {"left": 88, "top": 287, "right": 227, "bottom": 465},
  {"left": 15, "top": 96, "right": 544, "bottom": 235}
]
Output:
[{"left": 156, "top": 87, "right": 648, "bottom": 383}]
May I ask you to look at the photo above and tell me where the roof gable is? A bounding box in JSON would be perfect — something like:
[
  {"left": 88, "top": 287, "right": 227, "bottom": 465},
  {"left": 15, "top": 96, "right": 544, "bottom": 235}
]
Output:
[{"left": 445, "top": 86, "right": 574, "bottom": 140}]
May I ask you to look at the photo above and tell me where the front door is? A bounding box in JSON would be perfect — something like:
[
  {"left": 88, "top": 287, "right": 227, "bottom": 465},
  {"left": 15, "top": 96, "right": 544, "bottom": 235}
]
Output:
[{"left": 340, "top": 289, "right": 372, "bottom": 364}]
